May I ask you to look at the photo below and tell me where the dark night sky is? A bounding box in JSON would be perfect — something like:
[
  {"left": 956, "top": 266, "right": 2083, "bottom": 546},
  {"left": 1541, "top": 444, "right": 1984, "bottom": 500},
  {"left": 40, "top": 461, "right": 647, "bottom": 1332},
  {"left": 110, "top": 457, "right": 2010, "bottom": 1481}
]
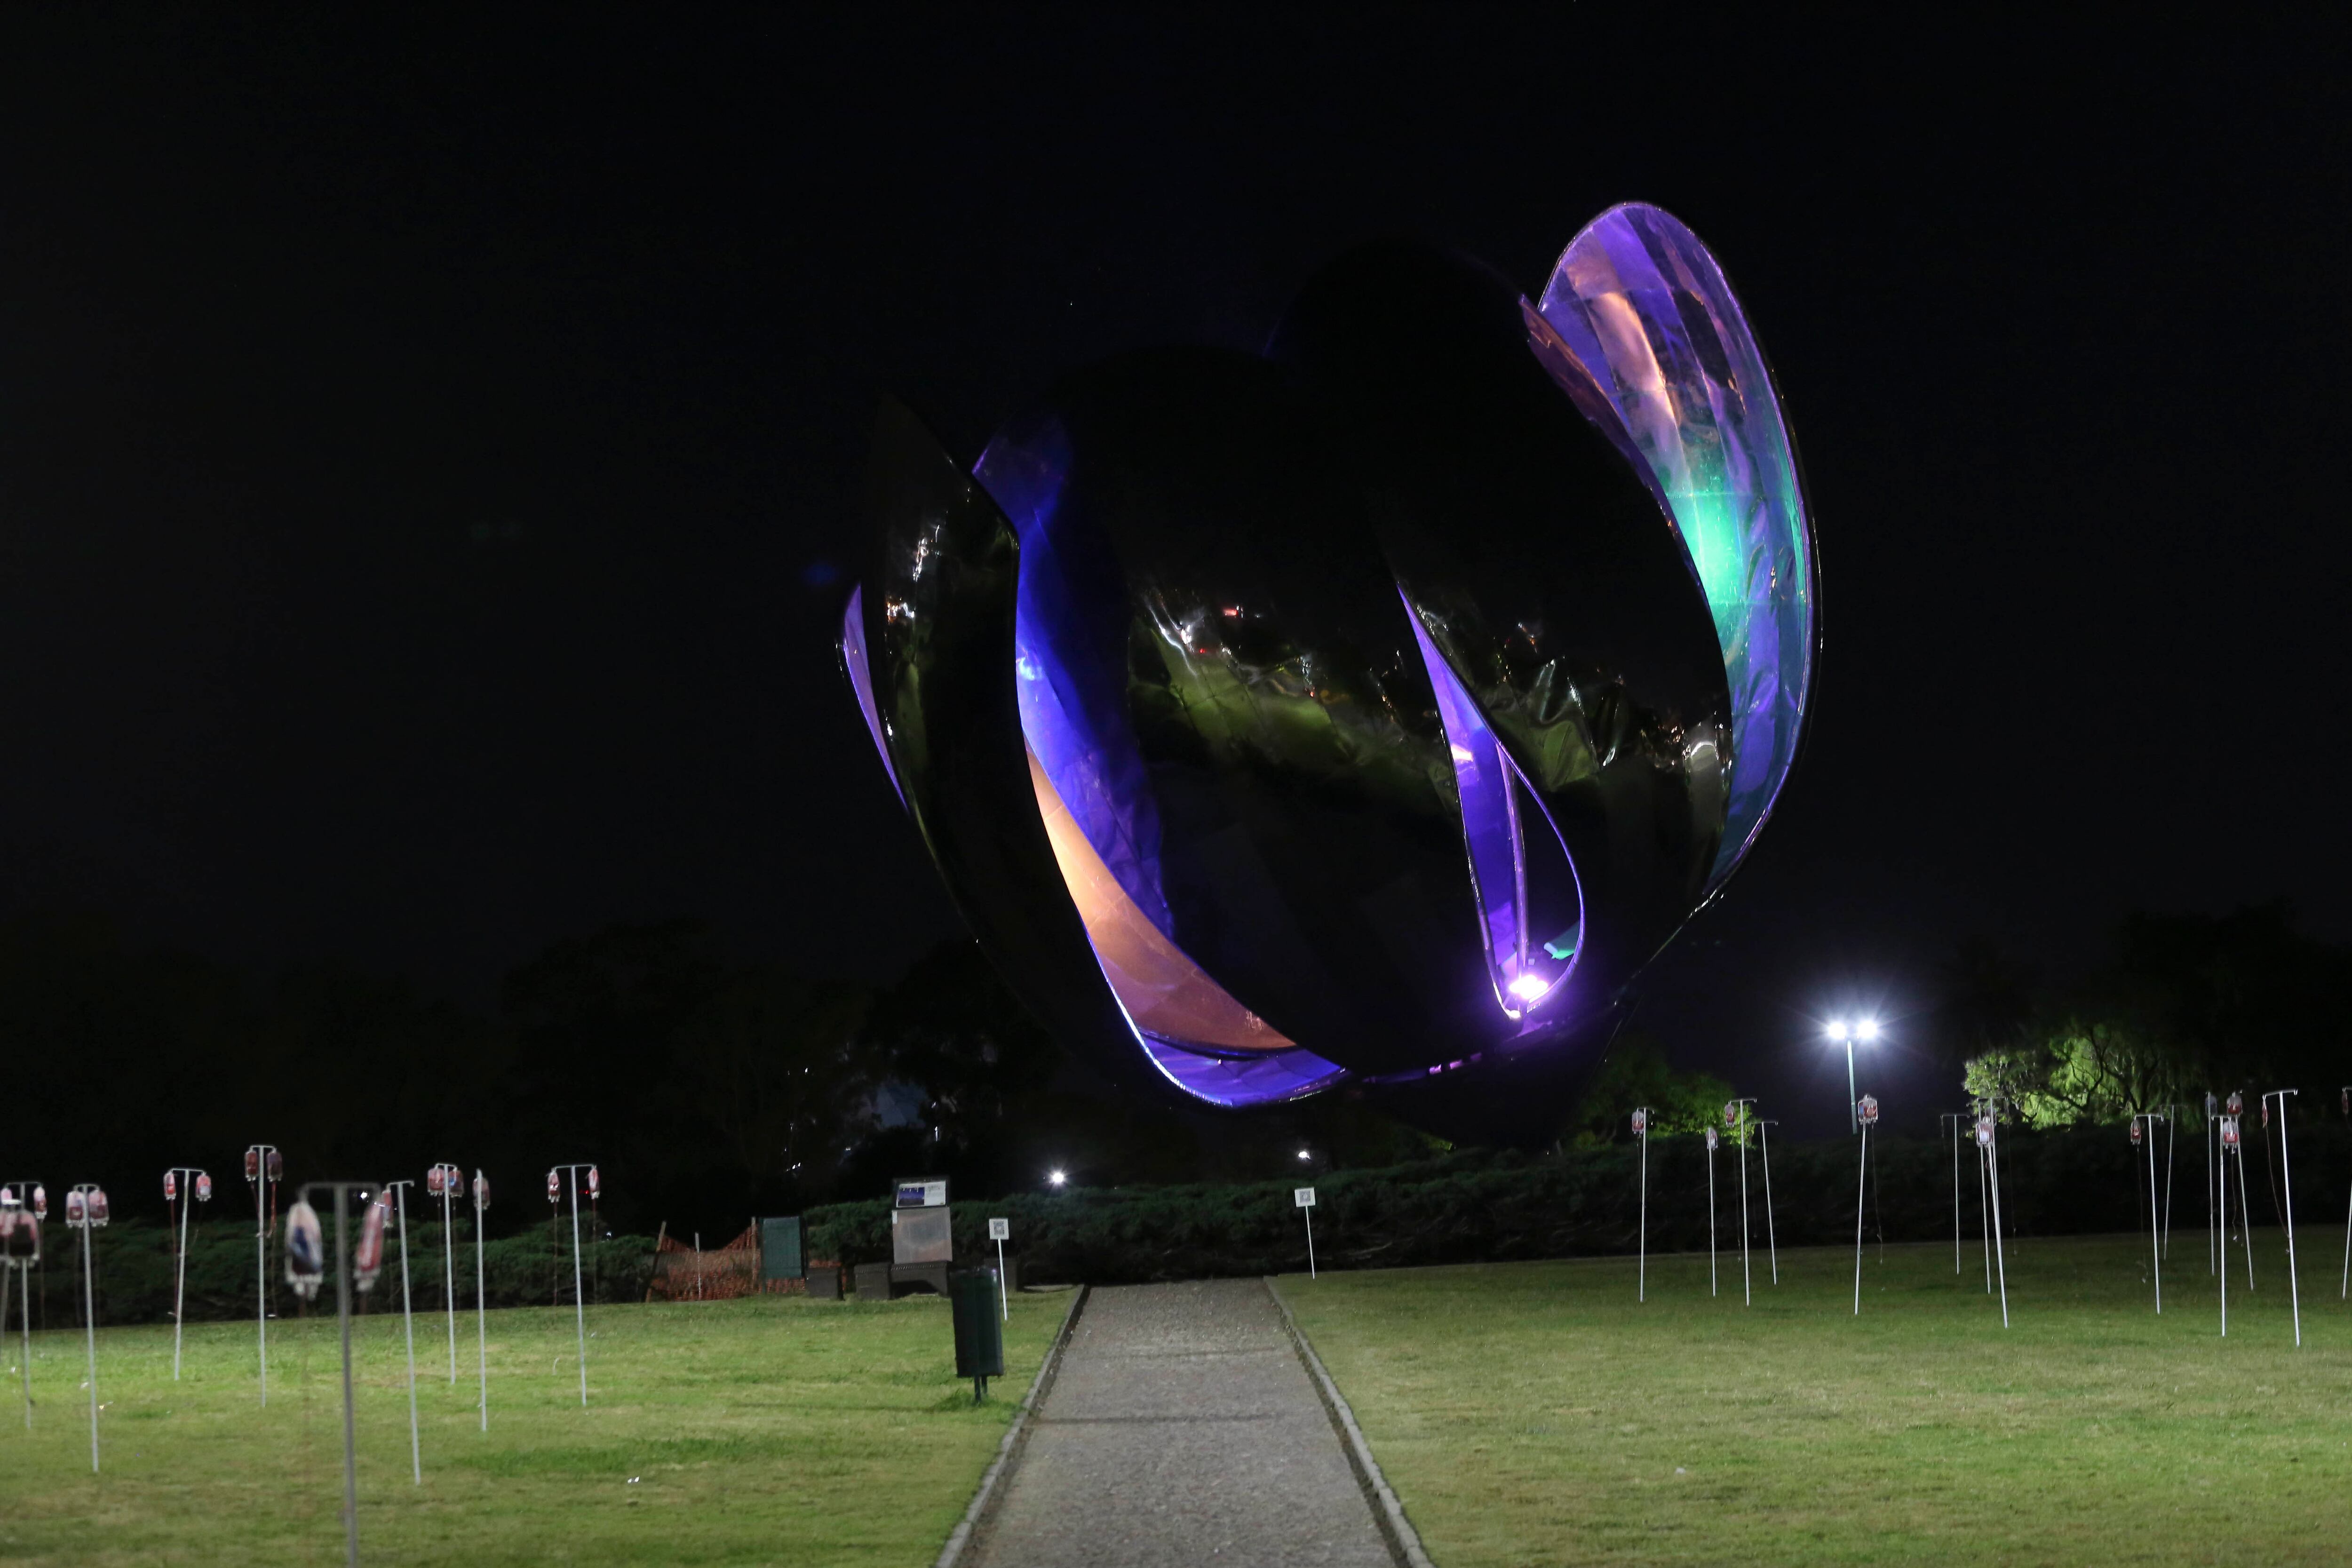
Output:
[{"left": 0, "top": 11, "right": 2344, "bottom": 1137}]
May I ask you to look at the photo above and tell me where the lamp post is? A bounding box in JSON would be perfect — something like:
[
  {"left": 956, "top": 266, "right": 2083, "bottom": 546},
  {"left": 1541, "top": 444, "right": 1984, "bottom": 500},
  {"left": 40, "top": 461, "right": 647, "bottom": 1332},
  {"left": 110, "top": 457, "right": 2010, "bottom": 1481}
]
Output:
[
  {"left": 425, "top": 1163, "right": 464, "bottom": 1382},
  {"left": 65, "top": 1183, "right": 108, "bottom": 1472},
  {"left": 163, "top": 1167, "right": 213, "bottom": 1379},
  {"left": 546, "top": 1163, "right": 598, "bottom": 1406},
  {"left": 243, "top": 1144, "right": 283, "bottom": 1404},
  {"left": 1826, "top": 1017, "right": 1879, "bottom": 1133}
]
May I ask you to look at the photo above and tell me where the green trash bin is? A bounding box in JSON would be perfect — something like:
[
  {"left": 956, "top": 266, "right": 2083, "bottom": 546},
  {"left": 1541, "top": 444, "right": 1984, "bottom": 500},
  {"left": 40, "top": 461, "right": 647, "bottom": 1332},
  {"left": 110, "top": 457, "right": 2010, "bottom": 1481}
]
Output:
[{"left": 949, "top": 1266, "right": 1004, "bottom": 1402}]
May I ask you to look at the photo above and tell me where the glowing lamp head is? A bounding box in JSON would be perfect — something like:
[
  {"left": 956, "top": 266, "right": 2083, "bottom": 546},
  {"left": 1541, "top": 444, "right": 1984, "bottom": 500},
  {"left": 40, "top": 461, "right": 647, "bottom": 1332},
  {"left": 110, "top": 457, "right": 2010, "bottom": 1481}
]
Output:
[
  {"left": 1296, "top": 1149, "right": 1311, "bottom": 1161},
  {"left": 1855, "top": 1018, "right": 1881, "bottom": 1043},
  {"left": 1046, "top": 1169, "right": 1067, "bottom": 1189},
  {"left": 1826, "top": 1018, "right": 1849, "bottom": 1043},
  {"left": 1506, "top": 974, "right": 1552, "bottom": 1004}
]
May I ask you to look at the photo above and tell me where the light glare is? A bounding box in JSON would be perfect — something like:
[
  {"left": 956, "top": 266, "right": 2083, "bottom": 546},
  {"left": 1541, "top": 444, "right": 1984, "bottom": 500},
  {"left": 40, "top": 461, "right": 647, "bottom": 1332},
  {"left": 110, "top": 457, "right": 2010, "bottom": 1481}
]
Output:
[
  {"left": 1857, "top": 1018, "right": 1881, "bottom": 1043},
  {"left": 1507, "top": 974, "right": 1551, "bottom": 1002}
]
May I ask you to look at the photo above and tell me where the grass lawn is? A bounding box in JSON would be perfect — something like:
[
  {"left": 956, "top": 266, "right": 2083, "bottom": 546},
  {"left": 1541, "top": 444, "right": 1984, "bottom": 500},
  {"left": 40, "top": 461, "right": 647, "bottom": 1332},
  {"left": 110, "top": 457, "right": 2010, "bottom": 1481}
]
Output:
[
  {"left": 0, "top": 1283, "right": 1068, "bottom": 1566},
  {"left": 1277, "top": 1230, "right": 2352, "bottom": 1566}
]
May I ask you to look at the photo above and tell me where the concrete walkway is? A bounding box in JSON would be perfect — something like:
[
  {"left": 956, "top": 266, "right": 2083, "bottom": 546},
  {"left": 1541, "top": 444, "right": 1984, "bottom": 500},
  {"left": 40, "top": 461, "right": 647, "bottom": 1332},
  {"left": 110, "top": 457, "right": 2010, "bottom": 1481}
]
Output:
[{"left": 964, "top": 1279, "right": 1396, "bottom": 1567}]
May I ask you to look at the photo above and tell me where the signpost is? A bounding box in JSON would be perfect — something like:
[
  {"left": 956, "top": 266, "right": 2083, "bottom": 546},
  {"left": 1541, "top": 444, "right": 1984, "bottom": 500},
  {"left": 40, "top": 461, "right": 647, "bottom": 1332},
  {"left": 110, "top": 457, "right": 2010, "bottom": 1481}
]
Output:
[
  {"left": 1851, "top": 1098, "right": 1876, "bottom": 1315},
  {"left": 426, "top": 1163, "right": 464, "bottom": 1382},
  {"left": 2262, "top": 1089, "right": 2303, "bottom": 1347},
  {"left": 66, "top": 1183, "right": 108, "bottom": 1472},
  {"left": 2204, "top": 1091, "right": 2218, "bottom": 1277},
  {"left": 163, "top": 1167, "right": 213, "bottom": 1379},
  {"left": 244, "top": 1144, "right": 283, "bottom": 1404},
  {"left": 2129, "top": 1113, "right": 2164, "bottom": 1313},
  {"left": 546, "top": 1163, "right": 598, "bottom": 1406},
  {"left": 988, "top": 1217, "right": 1010, "bottom": 1320},
  {"left": 1630, "top": 1107, "right": 1651, "bottom": 1302},
  {"left": 1295, "top": 1187, "right": 1317, "bottom": 1279}
]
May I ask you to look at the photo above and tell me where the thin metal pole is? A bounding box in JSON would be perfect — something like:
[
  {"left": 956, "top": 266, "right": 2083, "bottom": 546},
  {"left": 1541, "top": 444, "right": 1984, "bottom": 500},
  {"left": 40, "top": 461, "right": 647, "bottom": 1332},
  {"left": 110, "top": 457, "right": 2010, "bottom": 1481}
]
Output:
[
  {"left": 1986, "top": 1131, "right": 2010, "bottom": 1328},
  {"left": 1845, "top": 1043, "right": 1857, "bottom": 1135},
  {"left": 17, "top": 1256, "right": 28, "bottom": 1428},
  {"left": 2236, "top": 1144, "right": 2257, "bottom": 1289},
  {"left": 1637, "top": 1124, "right": 1648, "bottom": 1302},
  {"left": 1758, "top": 1122, "right": 1779, "bottom": 1285},
  {"left": 1977, "top": 1117, "right": 1992, "bottom": 1292},
  {"left": 2161, "top": 1108, "right": 2179, "bottom": 1260},
  {"left": 1852, "top": 1123, "right": 1868, "bottom": 1315},
  {"left": 397, "top": 1186, "right": 420, "bottom": 1484},
  {"left": 2270, "top": 1090, "right": 2301, "bottom": 1347},
  {"left": 1303, "top": 1206, "right": 1316, "bottom": 1279},
  {"left": 1706, "top": 1136, "right": 1717, "bottom": 1297},
  {"left": 475, "top": 1173, "right": 488, "bottom": 1432},
  {"left": 569, "top": 1170, "right": 588, "bottom": 1406},
  {"left": 256, "top": 1164, "right": 269, "bottom": 1407},
  {"left": 81, "top": 1218, "right": 98, "bottom": 1472},
  {"left": 334, "top": 1189, "right": 359, "bottom": 1568},
  {"left": 2149, "top": 1121, "right": 2162, "bottom": 1311},
  {"left": 1736, "top": 1102, "right": 1752, "bottom": 1307},
  {"left": 994, "top": 1236, "right": 1008, "bottom": 1321},
  {"left": 2207, "top": 1103, "right": 2217, "bottom": 1276},
  {"left": 444, "top": 1182, "right": 458, "bottom": 1384},
  {"left": 1947, "top": 1115, "right": 1961, "bottom": 1273},
  {"left": 2219, "top": 1139, "right": 2229, "bottom": 1336},
  {"left": 174, "top": 1180, "right": 192, "bottom": 1379}
]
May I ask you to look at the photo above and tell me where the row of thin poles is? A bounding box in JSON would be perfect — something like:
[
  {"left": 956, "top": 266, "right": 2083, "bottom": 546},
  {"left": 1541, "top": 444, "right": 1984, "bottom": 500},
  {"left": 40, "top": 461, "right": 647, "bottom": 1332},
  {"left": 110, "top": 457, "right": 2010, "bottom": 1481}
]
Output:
[{"left": 1630, "top": 1101, "right": 1781, "bottom": 1306}]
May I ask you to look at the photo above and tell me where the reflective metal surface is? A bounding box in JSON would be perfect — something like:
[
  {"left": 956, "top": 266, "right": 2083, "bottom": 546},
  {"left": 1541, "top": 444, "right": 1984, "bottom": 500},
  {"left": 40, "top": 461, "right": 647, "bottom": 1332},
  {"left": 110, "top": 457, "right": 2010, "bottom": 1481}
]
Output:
[{"left": 842, "top": 209, "right": 1818, "bottom": 1143}]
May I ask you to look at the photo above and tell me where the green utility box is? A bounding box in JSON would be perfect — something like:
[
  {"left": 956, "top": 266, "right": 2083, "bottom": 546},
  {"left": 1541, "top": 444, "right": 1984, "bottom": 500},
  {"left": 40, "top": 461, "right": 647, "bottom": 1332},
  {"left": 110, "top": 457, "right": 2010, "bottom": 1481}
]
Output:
[
  {"left": 949, "top": 1266, "right": 1004, "bottom": 1400},
  {"left": 759, "top": 1216, "right": 803, "bottom": 1282}
]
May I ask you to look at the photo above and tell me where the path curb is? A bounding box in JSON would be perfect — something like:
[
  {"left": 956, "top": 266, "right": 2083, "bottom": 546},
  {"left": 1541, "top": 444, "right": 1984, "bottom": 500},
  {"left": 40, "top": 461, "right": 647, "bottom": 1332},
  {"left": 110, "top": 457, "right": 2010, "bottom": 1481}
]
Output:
[
  {"left": 933, "top": 1284, "right": 1090, "bottom": 1568},
  {"left": 1264, "top": 1277, "right": 1436, "bottom": 1568}
]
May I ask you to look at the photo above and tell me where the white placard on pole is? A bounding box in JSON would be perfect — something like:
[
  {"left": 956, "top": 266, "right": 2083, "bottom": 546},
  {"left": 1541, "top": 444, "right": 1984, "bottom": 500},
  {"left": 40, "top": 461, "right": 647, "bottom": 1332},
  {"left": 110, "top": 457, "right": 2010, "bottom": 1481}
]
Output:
[
  {"left": 988, "top": 1218, "right": 1010, "bottom": 1321},
  {"left": 1295, "top": 1188, "right": 1317, "bottom": 1279}
]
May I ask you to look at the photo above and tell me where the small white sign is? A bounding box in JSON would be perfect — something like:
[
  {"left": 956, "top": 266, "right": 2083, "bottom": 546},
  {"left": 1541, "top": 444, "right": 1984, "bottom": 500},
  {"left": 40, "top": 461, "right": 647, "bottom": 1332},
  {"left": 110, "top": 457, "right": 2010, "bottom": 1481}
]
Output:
[
  {"left": 1294, "top": 1187, "right": 1317, "bottom": 1208},
  {"left": 894, "top": 1178, "right": 948, "bottom": 1209},
  {"left": 988, "top": 1217, "right": 1009, "bottom": 1241}
]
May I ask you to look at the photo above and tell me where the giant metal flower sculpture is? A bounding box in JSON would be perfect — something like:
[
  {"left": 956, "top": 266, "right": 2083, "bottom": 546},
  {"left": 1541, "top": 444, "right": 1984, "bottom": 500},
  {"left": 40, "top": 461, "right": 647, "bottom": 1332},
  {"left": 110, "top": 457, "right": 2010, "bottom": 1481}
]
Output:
[{"left": 841, "top": 205, "right": 1818, "bottom": 1143}]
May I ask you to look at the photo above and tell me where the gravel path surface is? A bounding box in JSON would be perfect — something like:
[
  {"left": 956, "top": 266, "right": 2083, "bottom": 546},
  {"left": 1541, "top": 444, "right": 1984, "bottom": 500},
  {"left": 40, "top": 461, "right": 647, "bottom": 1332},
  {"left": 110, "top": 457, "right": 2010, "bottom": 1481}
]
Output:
[{"left": 963, "top": 1278, "right": 1394, "bottom": 1567}]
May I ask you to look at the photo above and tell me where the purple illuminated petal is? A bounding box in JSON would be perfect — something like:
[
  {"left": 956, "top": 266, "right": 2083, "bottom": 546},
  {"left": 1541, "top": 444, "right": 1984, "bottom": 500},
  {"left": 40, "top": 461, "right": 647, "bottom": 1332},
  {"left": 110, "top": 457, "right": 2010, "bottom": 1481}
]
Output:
[
  {"left": 1533, "top": 203, "right": 1817, "bottom": 892},
  {"left": 977, "top": 426, "right": 1176, "bottom": 938},
  {"left": 839, "top": 585, "right": 905, "bottom": 808},
  {"left": 1132, "top": 1032, "right": 1351, "bottom": 1106},
  {"left": 1406, "top": 594, "right": 1583, "bottom": 1019}
]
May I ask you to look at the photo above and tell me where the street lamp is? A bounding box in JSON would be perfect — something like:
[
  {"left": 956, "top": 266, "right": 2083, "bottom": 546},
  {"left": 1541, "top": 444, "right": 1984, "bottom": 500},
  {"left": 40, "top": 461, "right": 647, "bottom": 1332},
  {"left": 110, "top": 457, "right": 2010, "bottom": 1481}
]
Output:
[
  {"left": 1046, "top": 1169, "right": 1067, "bottom": 1189},
  {"left": 1826, "top": 1018, "right": 1881, "bottom": 1133}
]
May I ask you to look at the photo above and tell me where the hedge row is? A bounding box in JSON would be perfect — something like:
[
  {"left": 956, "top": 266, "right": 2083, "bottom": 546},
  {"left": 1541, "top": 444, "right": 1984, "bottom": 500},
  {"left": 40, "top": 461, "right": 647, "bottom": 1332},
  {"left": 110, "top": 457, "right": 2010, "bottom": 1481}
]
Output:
[
  {"left": 27, "top": 1221, "right": 657, "bottom": 1328},
  {"left": 804, "top": 1123, "right": 2350, "bottom": 1286}
]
